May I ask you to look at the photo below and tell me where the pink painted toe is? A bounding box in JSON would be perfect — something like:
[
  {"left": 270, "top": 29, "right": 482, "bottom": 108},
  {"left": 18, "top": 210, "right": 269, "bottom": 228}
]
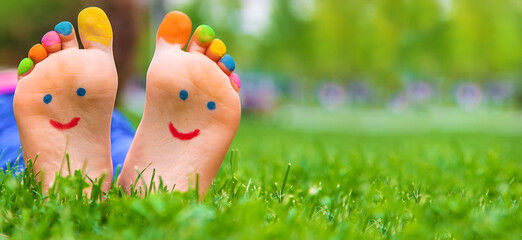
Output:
[
  {"left": 42, "top": 31, "right": 61, "bottom": 47},
  {"left": 229, "top": 73, "right": 241, "bottom": 92},
  {"left": 41, "top": 31, "right": 61, "bottom": 53}
]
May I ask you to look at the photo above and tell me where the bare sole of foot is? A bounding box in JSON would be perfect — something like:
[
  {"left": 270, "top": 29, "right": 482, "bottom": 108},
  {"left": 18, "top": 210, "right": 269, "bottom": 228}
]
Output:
[
  {"left": 118, "top": 11, "right": 242, "bottom": 196},
  {"left": 13, "top": 7, "right": 117, "bottom": 192}
]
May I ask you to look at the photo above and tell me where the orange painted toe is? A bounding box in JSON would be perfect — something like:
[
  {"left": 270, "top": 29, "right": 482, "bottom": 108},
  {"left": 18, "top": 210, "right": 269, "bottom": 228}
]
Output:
[
  {"left": 28, "top": 44, "right": 48, "bottom": 63},
  {"left": 157, "top": 11, "right": 192, "bottom": 48}
]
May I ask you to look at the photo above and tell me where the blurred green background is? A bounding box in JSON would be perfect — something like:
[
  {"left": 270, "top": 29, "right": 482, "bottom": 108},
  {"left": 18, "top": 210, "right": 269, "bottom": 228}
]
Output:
[{"left": 1, "top": 0, "right": 521, "bottom": 111}]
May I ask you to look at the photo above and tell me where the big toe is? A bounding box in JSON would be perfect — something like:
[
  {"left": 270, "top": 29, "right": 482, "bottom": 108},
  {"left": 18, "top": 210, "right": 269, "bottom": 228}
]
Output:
[
  {"left": 156, "top": 11, "right": 192, "bottom": 49},
  {"left": 78, "top": 7, "right": 113, "bottom": 53}
]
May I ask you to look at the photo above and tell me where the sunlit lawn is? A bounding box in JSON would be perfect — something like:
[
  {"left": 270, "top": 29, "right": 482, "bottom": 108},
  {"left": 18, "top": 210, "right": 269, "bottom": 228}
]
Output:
[{"left": 0, "top": 109, "right": 521, "bottom": 239}]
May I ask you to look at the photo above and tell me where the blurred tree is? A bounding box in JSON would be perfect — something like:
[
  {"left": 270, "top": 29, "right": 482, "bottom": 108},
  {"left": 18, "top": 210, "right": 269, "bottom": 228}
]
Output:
[
  {"left": 253, "top": 0, "right": 522, "bottom": 87},
  {"left": 0, "top": 0, "right": 82, "bottom": 67},
  {"left": 0, "top": 0, "right": 143, "bottom": 106},
  {"left": 3, "top": 0, "right": 522, "bottom": 90}
]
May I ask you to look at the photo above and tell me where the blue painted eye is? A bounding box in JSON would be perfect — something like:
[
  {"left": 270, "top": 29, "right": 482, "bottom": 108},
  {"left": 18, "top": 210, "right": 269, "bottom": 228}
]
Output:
[
  {"left": 179, "top": 90, "right": 188, "bottom": 100},
  {"left": 43, "top": 94, "right": 52, "bottom": 104},
  {"left": 77, "top": 87, "right": 86, "bottom": 96},
  {"left": 207, "top": 101, "right": 216, "bottom": 110}
]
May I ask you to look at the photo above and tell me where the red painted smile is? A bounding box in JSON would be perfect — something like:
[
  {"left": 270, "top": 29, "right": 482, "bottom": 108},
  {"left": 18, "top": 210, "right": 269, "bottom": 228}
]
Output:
[
  {"left": 50, "top": 117, "right": 80, "bottom": 130},
  {"left": 169, "top": 122, "right": 200, "bottom": 140}
]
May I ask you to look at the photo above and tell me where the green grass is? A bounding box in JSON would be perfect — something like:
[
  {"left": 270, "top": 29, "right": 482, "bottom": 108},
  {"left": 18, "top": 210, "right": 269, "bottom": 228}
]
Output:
[{"left": 0, "top": 112, "right": 521, "bottom": 239}]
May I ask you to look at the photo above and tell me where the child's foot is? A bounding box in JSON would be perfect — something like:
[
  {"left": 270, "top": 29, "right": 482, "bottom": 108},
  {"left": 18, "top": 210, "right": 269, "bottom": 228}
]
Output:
[
  {"left": 118, "top": 11, "right": 241, "bottom": 196},
  {"left": 13, "top": 7, "right": 117, "bottom": 192}
]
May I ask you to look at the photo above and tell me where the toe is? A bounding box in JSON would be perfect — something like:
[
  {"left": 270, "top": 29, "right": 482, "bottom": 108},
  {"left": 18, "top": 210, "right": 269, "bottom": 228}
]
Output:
[
  {"left": 187, "top": 25, "right": 215, "bottom": 54},
  {"left": 78, "top": 7, "right": 113, "bottom": 52},
  {"left": 218, "top": 54, "right": 236, "bottom": 75},
  {"left": 205, "top": 39, "right": 226, "bottom": 62},
  {"left": 28, "top": 44, "right": 48, "bottom": 63},
  {"left": 41, "top": 31, "right": 61, "bottom": 53},
  {"left": 54, "top": 21, "right": 79, "bottom": 49},
  {"left": 229, "top": 73, "right": 241, "bottom": 93},
  {"left": 17, "top": 58, "right": 34, "bottom": 79},
  {"left": 156, "top": 11, "right": 192, "bottom": 49}
]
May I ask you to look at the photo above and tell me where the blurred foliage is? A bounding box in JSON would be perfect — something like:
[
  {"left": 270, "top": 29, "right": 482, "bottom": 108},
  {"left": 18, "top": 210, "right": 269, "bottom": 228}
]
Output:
[
  {"left": 2, "top": 0, "right": 522, "bottom": 87},
  {"left": 0, "top": 0, "right": 82, "bottom": 66},
  {"left": 266, "top": 0, "right": 522, "bottom": 84},
  {"left": 174, "top": 0, "right": 522, "bottom": 87}
]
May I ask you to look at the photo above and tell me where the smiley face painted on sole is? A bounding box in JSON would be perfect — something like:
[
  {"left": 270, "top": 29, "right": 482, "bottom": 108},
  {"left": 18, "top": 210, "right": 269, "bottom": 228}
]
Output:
[
  {"left": 119, "top": 11, "right": 242, "bottom": 196},
  {"left": 43, "top": 87, "right": 87, "bottom": 131},
  {"left": 168, "top": 89, "right": 218, "bottom": 141},
  {"left": 50, "top": 117, "right": 80, "bottom": 130},
  {"left": 12, "top": 7, "right": 118, "bottom": 194}
]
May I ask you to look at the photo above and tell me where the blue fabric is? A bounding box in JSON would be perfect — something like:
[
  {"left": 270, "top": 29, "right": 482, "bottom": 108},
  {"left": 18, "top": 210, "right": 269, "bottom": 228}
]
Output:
[{"left": 0, "top": 92, "right": 135, "bottom": 176}]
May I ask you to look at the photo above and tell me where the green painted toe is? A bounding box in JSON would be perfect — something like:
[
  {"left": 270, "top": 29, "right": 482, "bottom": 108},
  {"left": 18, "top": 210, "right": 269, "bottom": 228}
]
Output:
[
  {"left": 18, "top": 58, "right": 34, "bottom": 75},
  {"left": 197, "top": 25, "right": 215, "bottom": 44}
]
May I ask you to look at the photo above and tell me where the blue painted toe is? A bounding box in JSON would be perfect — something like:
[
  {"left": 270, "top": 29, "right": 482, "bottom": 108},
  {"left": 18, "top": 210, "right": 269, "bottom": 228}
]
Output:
[
  {"left": 54, "top": 21, "right": 73, "bottom": 36},
  {"left": 219, "top": 54, "right": 236, "bottom": 72}
]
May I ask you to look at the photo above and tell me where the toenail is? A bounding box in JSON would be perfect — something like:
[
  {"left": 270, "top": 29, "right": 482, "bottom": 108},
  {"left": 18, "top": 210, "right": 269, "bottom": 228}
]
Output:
[
  {"left": 219, "top": 54, "right": 236, "bottom": 72},
  {"left": 179, "top": 90, "right": 188, "bottom": 100},
  {"left": 42, "top": 31, "right": 61, "bottom": 46},
  {"left": 230, "top": 73, "right": 241, "bottom": 91},
  {"left": 78, "top": 7, "right": 113, "bottom": 47},
  {"left": 43, "top": 94, "right": 52, "bottom": 104},
  {"left": 76, "top": 88, "right": 86, "bottom": 96},
  {"left": 207, "top": 101, "right": 216, "bottom": 110},
  {"left": 196, "top": 25, "right": 215, "bottom": 44},
  {"left": 157, "top": 11, "right": 192, "bottom": 46},
  {"left": 54, "top": 21, "right": 73, "bottom": 36},
  {"left": 28, "top": 44, "right": 48, "bottom": 63},
  {"left": 18, "top": 58, "right": 34, "bottom": 75},
  {"left": 208, "top": 39, "right": 226, "bottom": 58}
]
